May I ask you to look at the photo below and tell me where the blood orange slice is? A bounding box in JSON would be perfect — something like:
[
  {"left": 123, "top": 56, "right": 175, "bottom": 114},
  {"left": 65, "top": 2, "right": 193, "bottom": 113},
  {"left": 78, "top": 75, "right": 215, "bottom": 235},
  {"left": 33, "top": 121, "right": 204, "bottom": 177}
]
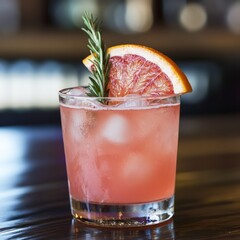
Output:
[{"left": 83, "top": 44, "right": 192, "bottom": 97}]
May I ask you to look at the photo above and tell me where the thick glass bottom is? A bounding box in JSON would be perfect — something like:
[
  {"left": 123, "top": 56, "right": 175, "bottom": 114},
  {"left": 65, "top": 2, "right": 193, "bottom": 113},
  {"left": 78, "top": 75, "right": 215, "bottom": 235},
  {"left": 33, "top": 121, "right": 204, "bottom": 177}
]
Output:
[{"left": 70, "top": 196, "right": 174, "bottom": 228}]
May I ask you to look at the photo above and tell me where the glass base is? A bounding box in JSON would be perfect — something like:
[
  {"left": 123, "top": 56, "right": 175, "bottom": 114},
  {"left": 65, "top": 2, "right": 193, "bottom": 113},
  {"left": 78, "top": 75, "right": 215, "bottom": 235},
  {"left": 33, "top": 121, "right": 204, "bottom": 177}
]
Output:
[{"left": 70, "top": 196, "right": 174, "bottom": 228}]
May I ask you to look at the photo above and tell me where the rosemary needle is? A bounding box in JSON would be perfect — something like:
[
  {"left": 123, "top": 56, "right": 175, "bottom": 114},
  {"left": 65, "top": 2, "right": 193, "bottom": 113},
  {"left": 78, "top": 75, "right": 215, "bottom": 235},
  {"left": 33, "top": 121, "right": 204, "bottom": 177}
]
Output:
[{"left": 82, "top": 12, "right": 110, "bottom": 101}]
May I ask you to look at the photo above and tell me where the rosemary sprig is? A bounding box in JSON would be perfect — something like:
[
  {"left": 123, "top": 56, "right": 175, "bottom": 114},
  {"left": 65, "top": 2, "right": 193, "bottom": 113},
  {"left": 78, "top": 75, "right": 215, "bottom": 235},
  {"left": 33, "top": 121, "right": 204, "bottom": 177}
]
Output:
[{"left": 82, "top": 12, "right": 110, "bottom": 100}]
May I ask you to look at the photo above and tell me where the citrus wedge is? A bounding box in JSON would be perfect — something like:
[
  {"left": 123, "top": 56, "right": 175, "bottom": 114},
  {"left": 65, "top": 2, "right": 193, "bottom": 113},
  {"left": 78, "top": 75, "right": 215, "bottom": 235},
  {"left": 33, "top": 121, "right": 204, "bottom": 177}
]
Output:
[{"left": 83, "top": 44, "right": 192, "bottom": 97}]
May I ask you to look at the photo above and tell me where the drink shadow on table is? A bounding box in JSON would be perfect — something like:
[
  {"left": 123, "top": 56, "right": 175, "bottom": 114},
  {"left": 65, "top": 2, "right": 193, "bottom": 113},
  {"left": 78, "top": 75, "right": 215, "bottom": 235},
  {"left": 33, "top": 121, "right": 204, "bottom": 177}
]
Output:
[{"left": 70, "top": 218, "right": 175, "bottom": 239}]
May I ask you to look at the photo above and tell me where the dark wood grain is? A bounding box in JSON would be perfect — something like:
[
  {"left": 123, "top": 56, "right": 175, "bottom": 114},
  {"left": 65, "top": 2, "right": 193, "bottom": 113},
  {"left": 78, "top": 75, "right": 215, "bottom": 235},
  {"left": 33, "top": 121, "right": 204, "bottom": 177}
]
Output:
[{"left": 0, "top": 115, "right": 240, "bottom": 239}]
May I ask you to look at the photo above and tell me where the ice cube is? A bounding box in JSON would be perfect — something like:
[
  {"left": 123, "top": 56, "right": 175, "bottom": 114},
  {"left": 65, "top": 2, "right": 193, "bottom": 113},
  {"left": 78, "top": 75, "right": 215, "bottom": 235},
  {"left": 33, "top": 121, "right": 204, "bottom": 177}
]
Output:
[
  {"left": 65, "top": 87, "right": 104, "bottom": 109},
  {"left": 67, "top": 87, "right": 88, "bottom": 96},
  {"left": 100, "top": 114, "right": 129, "bottom": 144},
  {"left": 123, "top": 153, "right": 152, "bottom": 180},
  {"left": 80, "top": 99, "right": 104, "bottom": 109},
  {"left": 80, "top": 151, "right": 109, "bottom": 202},
  {"left": 67, "top": 110, "right": 86, "bottom": 144},
  {"left": 116, "top": 94, "right": 148, "bottom": 109},
  {"left": 63, "top": 87, "right": 87, "bottom": 106}
]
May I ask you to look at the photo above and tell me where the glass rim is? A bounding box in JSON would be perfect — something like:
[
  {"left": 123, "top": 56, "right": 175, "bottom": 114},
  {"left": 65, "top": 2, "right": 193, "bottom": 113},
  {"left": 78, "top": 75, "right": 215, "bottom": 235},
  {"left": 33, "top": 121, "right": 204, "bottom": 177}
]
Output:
[{"left": 59, "top": 86, "right": 180, "bottom": 101}]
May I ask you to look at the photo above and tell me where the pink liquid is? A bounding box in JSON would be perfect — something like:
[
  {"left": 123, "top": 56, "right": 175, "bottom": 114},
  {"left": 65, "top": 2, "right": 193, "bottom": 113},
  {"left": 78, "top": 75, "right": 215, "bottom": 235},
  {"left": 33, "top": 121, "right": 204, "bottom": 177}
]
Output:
[{"left": 60, "top": 103, "right": 180, "bottom": 204}]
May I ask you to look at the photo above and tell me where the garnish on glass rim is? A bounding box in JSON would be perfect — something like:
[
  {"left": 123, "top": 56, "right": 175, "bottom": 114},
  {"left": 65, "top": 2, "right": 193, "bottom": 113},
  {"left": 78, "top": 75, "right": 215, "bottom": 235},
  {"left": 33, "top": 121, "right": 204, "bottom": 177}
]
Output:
[
  {"left": 83, "top": 44, "right": 192, "bottom": 97},
  {"left": 82, "top": 13, "right": 192, "bottom": 100},
  {"left": 81, "top": 12, "right": 110, "bottom": 100}
]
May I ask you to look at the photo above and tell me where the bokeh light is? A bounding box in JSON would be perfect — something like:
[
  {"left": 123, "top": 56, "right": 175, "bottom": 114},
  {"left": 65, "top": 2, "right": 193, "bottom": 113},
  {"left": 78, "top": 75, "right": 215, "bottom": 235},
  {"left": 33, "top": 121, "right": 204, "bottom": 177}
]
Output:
[
  {"left": 179, "top": 3, "right": 207, "bottom": 32},
  {"left": 226, "top": 1, "right": 240, "bottom": 34}
]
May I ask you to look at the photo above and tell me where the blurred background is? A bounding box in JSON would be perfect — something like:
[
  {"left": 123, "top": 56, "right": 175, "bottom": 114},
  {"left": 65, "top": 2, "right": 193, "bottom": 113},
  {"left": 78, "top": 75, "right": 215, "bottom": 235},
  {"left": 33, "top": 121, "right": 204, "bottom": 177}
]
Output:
[{"left": 0, "top": 0, "right": 239, "bottom": 125}]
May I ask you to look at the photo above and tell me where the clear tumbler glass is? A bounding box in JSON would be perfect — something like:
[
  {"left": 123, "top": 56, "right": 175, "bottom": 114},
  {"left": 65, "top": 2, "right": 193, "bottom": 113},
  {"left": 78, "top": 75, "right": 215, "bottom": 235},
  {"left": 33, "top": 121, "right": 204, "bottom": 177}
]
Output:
[{"left": 59, "top": 86, "right": 180, "bottom": 227}]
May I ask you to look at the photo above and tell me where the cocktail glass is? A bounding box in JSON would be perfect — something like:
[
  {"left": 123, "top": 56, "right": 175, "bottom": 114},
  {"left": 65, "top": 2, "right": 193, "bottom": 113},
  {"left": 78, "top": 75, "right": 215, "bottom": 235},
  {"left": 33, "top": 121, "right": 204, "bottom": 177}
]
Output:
[{"left": 59, "top": 86, "right": 180, "bottom": 227}]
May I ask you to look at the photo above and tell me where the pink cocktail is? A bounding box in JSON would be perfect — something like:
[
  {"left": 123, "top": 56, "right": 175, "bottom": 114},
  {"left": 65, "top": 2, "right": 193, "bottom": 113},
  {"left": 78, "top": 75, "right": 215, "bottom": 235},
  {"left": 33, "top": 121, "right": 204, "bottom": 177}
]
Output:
[{"left": 59, "top": 87, "right": 180, "bottom": 227}]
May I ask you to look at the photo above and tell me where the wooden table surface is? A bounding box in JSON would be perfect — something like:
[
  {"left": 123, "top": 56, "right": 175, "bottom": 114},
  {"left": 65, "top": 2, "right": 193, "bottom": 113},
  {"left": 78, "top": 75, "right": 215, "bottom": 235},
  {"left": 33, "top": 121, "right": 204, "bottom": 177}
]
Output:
[{"left": 0, "top": 114, "right": 240, "bottom": 240}]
